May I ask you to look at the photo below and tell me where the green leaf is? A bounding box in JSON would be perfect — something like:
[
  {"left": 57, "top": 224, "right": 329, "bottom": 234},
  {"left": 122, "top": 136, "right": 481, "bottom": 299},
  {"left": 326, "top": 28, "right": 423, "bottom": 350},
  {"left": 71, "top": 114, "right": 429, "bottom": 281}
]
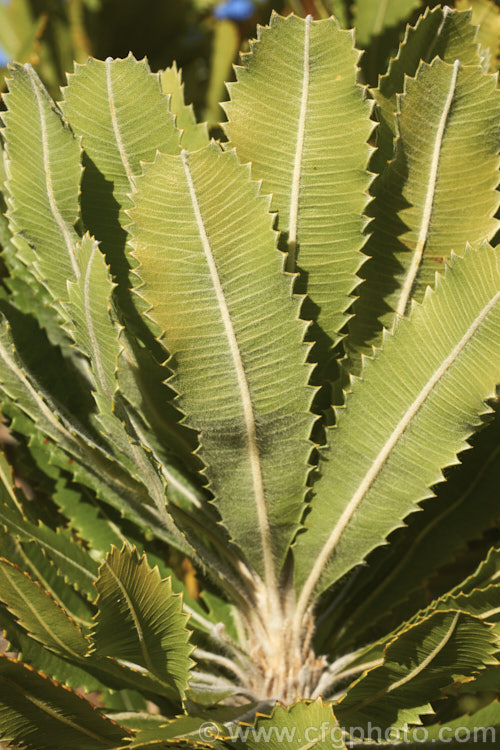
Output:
[
  {"left": 348, "top": 59, "right": 500, "bottom": 359},
  {"left": 160, "top": 63, "right": 209, "bottom": 151},
  {"left": 2, "top": 62, "right": 82, "bottom": 305},
  {"left": 408, "top": 699, "right": 500, "bottom": 746},
  {"left": 61, "top": 54, "right": 180, "bottom": 281},
  {"left": 456, "top": 0, "right": 500, "bottom": 72},
  {"left": 453, "top": 546, "right": 500, "bottom": 596},
  {"left": 129, "top": 142, "right": 315, "bottom": 590},
  {"left": 215, "top": 699, "right": 347, "bottom": 749},
  {"left": 336, "top": 611, "right": 498, "bottom": 731},
  {"left": 66, "top": 233, "right": 120, "bottom": 406},
  {"left": 0, "top": 597, "right": 103, "bottom": 694},
  {"left": 0, "top": 656, "right": 128, "bottom": 750},
  {"left": 223, "top": 13, "right": 374, "bottom": 350},
  {"left": 204, "top": 19, "right": 239, "bottom": 125},
  {"left": 424, "top": 583, "right": 500, "bottom": 631},
  {"left": 0, "top": 558, "right": 90, "bottom": 659},
  {"left": 91, "top": 545, "right": 193, "bottom": 699},
  {"left": 294, "top": 243, "right": 500, "bottom": 608},
  {"left": 0, "top": 502, "right": 99, "bottom": 599},
  {"left": 327, "top": 407, "right": 500, "bottom": 650},
  {"left": 64, "top": 233, "right": 169, "bottom": 505},
  {"left": 372, "top": 6, "right": 482, "bottom": 166},
  {"left": 0, "top": 321, "right": 192, "bottom": 557},
  {"left": 6, "top": 537, "right": 94, "bottom": 624},
  {"left": 353, "top": 0, "right": 422, "bottom": 47}
]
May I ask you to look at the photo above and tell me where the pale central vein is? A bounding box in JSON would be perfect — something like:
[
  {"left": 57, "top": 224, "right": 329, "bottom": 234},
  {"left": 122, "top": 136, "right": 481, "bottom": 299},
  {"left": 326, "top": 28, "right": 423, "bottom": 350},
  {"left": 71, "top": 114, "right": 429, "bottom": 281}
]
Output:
[
  {"left": 27, "top": 65, "right": 80, "bottom": 280},
  {"left": 340, "top": 612, "right": 460, "bottom": 717},
  {"left": 103, "top": 559, "right": 155, "bottom": 675},
  {"left": 6, "top": 570, "right": 84, "bottom": 660},
  {"left": 286, "top": 14, "right": 311, "bottom": 273},
  {"left": 1, "top": 676, "right": 112, "bottom": 744},
  {"left": 105, "top": 57, "right": 135, "bottom": 189},
  {"left": 296, "top": 287, "right": 500, "bottom": 625},
  {"left": 373, "top": 0, "right": 390, "bottom": 38},
  {"left": 395, "top": 59, "right": 460, "bottom": 317},
  {"left": 0, "top": 339, "right": 79, "bottom": 449},
  {"left": 388, "top": 612, "right": 459, "bottom": 692},
  {"left": 425, "top": 6, "right": 451, "bottom": 61},
  {"left": 83, "top": 242, "right": 111, "bottom": 398},
  {"left": 180, "top": 150, "right": 278, "bottom": 600}
]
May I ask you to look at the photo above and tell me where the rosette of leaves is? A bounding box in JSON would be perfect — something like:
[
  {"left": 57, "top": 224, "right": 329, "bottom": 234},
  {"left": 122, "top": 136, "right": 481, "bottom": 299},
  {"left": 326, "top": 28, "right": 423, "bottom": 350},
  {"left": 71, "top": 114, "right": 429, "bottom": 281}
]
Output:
[{"left": 0, "top": 4, "right": 498, "bottom": 749}]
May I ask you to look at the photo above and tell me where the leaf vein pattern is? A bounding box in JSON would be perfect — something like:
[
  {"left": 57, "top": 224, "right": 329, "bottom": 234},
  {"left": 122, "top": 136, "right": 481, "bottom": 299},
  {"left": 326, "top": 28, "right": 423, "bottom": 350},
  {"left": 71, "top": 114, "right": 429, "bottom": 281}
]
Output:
[
  {"left": 83, "top": 242, "right": 111, "bottom": 398},
  {"left": 180, "top": 149, "right": 277, "bottom": 599},
  {"left": 297, "top": 286, "right": 500, "bottom": 617},
  {"left": 102, "top": 558, "right": 155, "bottom": 674},
  {"left": 27, "top": 66, "right": 80, "bottom": 280},
  {"left": 287, "top": 14, "right": 311, "bottom": 272},
  {"left": 105, "top": 58, "right": 135, "bottom": 189},
  {"left": 395, "top": 59, "right": 460, "bottom": 317}
]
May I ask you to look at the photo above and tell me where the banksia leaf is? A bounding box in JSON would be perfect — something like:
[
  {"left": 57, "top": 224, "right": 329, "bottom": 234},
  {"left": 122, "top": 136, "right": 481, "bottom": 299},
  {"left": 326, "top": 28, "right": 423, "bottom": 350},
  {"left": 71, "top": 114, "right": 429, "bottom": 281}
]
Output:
[
  {"left": 336, "top": 611, "right": 498, "bottom": 731},
  {"left": 331, "top": 407, "right": 500, "bottom": 650},
  {"left": 91, "top": 545, "right": 194, "bottom": 699},
  {"left": 349, "top": 59, "right": 500, "bottom": 358},
  {"left": 223, "top": 13, "right": 374, "bottom": 350},
  {"left": 294, "top": 244, "right": 500, "bottom": 606},
  {"left": 456, "top": 0, "right": 500, "bottom": 72},
  {"left": 373, "top": 6, "right": 482, "bottom": 165},
  {"left": 160, "top": 62, "right": 209, "bottom": 151},
  {"left": 215, "top": 699, "right": 346, "bottom": 749},
  {"left": 0, "top": 559, "right": 90, "bottom": 658},
  {"left": 407, "top": 699, "right": 500, "bottom": 744},
  {"left": 0, "top": 503, "right": 99, "bottom": 599},
  {"left": 2, "top": 63, "right": 82, "bottom": 306},
  {"left": 61, "top": 55, "right": 180, "bottom": 275},
  {"left": 129, "top": 143, "right": 315, "bottom": 589},
  {"left": 0, "top": 656, "right": 128, "bottom": 750}
]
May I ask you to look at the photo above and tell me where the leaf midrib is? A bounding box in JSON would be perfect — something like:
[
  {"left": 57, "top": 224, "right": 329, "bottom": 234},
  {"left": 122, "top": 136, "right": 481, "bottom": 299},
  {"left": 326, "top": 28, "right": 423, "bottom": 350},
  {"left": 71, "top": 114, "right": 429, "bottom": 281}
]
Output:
[
  {"left": 0, "top": 674, "right": 112, "bottom": 745},
  {"left": 105, "top": 57, "right": 135, "bottom": 189},
  {"left": 395, "top": 59, "right": 460, "bottom": 317},
  {"left": 341, "top": 612, "right": 460, "bottom": 716},
  {"left": 100, "top": 558, "right": 156, "bottom": 676},
  {"left": 0, "top": 565, "right": 85, "bottom": 659},
  {"left": 296, "top": 286, "right": 500, "bottom": 621},
  {"left": 286, "top": 14, "right": 311, "bottom": 272},
  {"left": 180, "top": 149, "right": 278, "bottom": 601},
  {"left": 26, "top": 64, "right": 80, "bottom": 281}
]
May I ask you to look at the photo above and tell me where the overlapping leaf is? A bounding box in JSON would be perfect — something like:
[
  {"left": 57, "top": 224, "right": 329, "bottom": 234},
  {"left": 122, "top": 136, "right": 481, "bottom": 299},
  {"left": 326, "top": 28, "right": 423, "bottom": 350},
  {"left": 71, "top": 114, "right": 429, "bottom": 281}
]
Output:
[
  {"left": 92, "top": 545, "right": 193, "bottom": 698},
  {"left": 372, "top": 6, "right": 482, "bottom": 165},
  {"left": 0, "top": 656, "right": 128, "bottom": 750},
  {"left": 160, "top": 63, "right": 209, "bottom": 151},
  {"left": 349, "top": 59, "right": 500, "bottom": 358},
  {"left": 336, "top": 610, "right": 498, "bottom": 731},
  {"left": 407, "top": 699, "right": 500, "bottom": 746},
  {"left": 61, "top": 54, "right": 180, "bottom": 278},
  {"left": 456, "top": 0, "right": 500, "bottom": 72},
  {"left": 325, "top": 407, "right": 500, "bottom": 650},
  {"left": 129, "top": 143, "right": 315, "bottom": 587},
  {"left": 294, "top": 244, "right": 500, "bottom": 607},
  {"left": 223, "top": 13, "right": 374, "bottom": 350},
  {"left": 0, "top": 558, "right": 90, "bottom": 658},
  {"left": 2, "top": 63, "right": 82, "bottom": 305},
  {"left": 214, "top": 699, "right": 346, "bottom": 749},
  {"left": 0, "top": 502, "right": 99, "bottom": 598}
]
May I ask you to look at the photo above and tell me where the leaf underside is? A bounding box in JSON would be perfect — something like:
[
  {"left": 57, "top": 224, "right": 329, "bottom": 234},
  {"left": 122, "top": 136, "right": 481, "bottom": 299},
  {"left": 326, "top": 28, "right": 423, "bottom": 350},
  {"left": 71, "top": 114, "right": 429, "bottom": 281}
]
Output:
[{"left": 129, "top": 143, "right": 315, "bottom": 583}]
